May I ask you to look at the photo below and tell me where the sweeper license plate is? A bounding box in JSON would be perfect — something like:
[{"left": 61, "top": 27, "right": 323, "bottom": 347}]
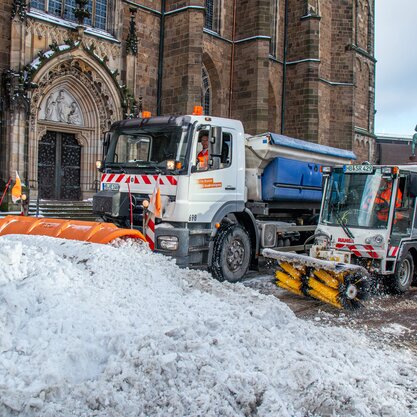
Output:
[{"left": 316, "top": 250, "right": 351, "bottom": 264}]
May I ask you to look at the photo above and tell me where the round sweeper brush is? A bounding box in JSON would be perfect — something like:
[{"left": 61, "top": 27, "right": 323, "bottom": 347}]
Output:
[{"left": 337, "top": 272, "right": 370, "bottom": 310}]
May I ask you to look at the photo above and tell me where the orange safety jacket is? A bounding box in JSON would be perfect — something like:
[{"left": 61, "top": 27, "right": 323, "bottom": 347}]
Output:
[
  {"left": 375, "top": 187, "right": 402, "bottom": 222},
  {"left": 197, "top": 149, "right": 209, "bottom": 169}
]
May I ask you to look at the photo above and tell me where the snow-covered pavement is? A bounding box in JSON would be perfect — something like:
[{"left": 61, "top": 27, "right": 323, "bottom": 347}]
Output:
[{"left": 0, "top": 235, "right": 416, "bottom": 417}]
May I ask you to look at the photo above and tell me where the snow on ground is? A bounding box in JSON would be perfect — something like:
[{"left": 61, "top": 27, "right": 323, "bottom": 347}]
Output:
[{"left": 0, "top": 235, "right": 416, "bottom": 417}]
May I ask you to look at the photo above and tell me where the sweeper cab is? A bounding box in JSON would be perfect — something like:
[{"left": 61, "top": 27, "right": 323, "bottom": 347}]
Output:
[{"left": 271, "top": 163, "right": 417, "bottom": 309}]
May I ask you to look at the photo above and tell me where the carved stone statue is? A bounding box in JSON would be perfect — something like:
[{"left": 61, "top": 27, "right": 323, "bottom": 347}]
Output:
[
  {"left": 42, "top": 90, "right": 83, "bottom": 126},
  {"left": 56, "top": 90, "right": 67, "bottom": 123},
  {"left": 44, "top": 94, "right": 56, "bottom": 120},
  {"left": 67, "top": 101, "right": 82, "bottom": 125}
]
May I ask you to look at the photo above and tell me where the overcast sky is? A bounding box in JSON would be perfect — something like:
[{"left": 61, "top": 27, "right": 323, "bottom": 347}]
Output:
[{"left": 375, "top": 1, "right": 417, "bottom": 136}]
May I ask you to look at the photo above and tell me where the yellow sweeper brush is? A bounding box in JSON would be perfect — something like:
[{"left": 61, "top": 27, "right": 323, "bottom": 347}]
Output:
[{"left": 263, "top": 249, "right": 370, "bottom": 310}]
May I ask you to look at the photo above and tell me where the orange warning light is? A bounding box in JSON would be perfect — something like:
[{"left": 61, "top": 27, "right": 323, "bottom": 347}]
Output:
[
  {"left": 193, "top": 106, "right": 204, "bottom": 116},
  {"left": 142, "top": 111, "right": 152, "bottom": 118}
]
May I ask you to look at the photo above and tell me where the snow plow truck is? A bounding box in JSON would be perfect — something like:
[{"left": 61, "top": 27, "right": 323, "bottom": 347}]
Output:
[
  {"left": 3, "top": 110, "right": 414, "bottom": 309},
  {"left": 87, "top": 109, "right": 369, "bottom": 302}
]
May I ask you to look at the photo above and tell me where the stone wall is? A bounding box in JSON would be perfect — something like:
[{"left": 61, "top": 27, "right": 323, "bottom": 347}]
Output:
[
  {"left": 0, "top": 0, "right": 376, "bottom": 197},
  {"left": 0, "top": 0, "right": 12, "bottom": 73}
]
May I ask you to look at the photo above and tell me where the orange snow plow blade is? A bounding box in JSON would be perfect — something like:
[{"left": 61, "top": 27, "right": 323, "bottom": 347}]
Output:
[{"left": 0, "top": 216, "right": 146, "bottom": 244}]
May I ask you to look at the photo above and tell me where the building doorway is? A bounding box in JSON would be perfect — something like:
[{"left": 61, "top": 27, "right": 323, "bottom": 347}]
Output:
[{"left": 38, "top": 131, "right": 81, "bottom": 200}]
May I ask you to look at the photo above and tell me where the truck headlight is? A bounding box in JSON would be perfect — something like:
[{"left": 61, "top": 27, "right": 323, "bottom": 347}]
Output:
[
  {"left": 157, "top": 236, "right": 179, "bottom": 250},
  {"left": 166, "top": 159, "right": 176, "bottom": 170},
  {"left": 365, "top": 234, "right": 384, "bottom": 246}
]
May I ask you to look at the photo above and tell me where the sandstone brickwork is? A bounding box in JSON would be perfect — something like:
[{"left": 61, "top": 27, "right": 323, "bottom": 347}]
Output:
[{"left": 0, "top": 0, "right": 375, "bottom": 202}]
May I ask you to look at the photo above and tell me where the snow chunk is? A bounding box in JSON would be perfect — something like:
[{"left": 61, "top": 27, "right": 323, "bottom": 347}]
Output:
[{"left": 0, "top": 235, "right": 415, "bottom": 417}]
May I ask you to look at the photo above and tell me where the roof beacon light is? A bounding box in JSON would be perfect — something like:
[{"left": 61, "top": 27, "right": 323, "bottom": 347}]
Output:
[
  {"left": 193, "top": 106, "right": 204, "bottom": 116},
  {"left": 320, "top": 166, "right": 332, "bottom": 174},
  {"left": 142, "top": 111, "right": 152, "bottom": 118}
]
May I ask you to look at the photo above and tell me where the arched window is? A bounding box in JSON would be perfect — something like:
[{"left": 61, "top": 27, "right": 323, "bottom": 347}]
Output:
[
  {"left": 201, "top": 66, "right": 211, "bottom": 115},
  {"left": 270, "top": 1, "right": 278, "bottom": 57},
  {"left": 205, "top": 0, "right": 221, "bottom": 33},
  {"left": 29, "top": 0, "right": 108, "bottom": 30}
]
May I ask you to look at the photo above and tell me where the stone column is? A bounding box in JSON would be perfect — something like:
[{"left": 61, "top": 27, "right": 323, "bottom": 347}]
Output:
[
  {"left": 232, "top": 0, "right": 271, "bottom": 135},
  {"left": 284, "top": 1, "right": 321, "bottom": 142},
  {"left": 125, "top": 7, "right": 138, "bottom": 103},
  {"left": 5, "top": 4, "right": 30, "bottom": 207},
  {"left": 162, "top": 1, "right": 205, "bottom": 115}
]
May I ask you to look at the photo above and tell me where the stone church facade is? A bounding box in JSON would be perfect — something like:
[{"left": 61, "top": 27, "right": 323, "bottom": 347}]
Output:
[{"left": 0, "top": 0, "right": 375, "bottom": 204}]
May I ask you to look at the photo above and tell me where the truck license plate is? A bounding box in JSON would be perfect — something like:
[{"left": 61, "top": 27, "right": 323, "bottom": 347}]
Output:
[
  {"left": 317, "top": 250, "right": 351, "bottom": 264},
  {"left": 344, "top": 164, "right": 373, "bottom": 174},
  {"left": 102, "top": 183, "right": 120, "bottom": 191}
]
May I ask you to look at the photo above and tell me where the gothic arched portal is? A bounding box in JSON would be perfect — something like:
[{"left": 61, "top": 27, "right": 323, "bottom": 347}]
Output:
[{"left": 28, "top": 46, "right": 123, "bottom": 200}]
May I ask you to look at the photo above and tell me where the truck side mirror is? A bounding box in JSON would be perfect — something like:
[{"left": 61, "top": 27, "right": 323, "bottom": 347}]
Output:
[
  {"left": 103, "top": 132, "right": 111, "bottom": 156},
  {"left": 408, "top": 173, "right": 417, "bottom": 197},
  {"left": 209, "top": 127, "right": 223, "bottom": 169},
  {"left": 210, "top": 126, "right": 222, "bottom": 145}
]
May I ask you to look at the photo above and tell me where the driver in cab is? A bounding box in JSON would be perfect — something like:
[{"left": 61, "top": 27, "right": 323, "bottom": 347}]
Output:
[
  {"left": 197, "top": 133, "right": 209, "bottom": 170},
  {"left": 374, "top": 179, "right": 403, "bottom": 223}
]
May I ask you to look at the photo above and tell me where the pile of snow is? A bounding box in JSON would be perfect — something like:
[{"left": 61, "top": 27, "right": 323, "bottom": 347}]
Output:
[{"left": 0, "top": 235, "right": 416, "bottom": 417}]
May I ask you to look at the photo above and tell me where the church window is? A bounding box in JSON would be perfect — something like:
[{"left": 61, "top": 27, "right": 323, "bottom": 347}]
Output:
[
  {"left": 30, "top": 0, "right": 46, "bottom": 9},
  {"left": 29, "top": 0, "right": 108, "bottom": 30},
  {"left": 202, "top": 66, "right": 211, "bottom": 115},
  {"left": 205, "top": 0, "right": 221, "bottom": 33},
  {"left": 270, "top": 0, "right": 278, "bottom": 57}
]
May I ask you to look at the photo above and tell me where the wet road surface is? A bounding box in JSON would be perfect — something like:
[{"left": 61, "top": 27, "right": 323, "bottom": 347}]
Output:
[{"left": 242, "top": 269, "right": 417, "bottom": 353}]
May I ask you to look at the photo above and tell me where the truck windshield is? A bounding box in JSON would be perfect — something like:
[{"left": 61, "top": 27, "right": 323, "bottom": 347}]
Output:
[
  {"left": 320, "top": 168, "right": 393, "bottom": 229},
  {"left": 106, "top": 124, "right": 190, "bottom": 172}
]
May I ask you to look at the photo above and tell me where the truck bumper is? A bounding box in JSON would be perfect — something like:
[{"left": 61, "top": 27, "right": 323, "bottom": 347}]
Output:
[{"left": 155, "top": 226, "right": 209, "bottom": 269}]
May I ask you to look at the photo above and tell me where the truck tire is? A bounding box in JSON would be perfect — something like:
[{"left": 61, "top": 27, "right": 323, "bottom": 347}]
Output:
[
  {"left": 210, "top": 224, "right": 251, "bottom": 283},
  {"left": 387, "top": 253, "right": 414, "bottom": 294}
]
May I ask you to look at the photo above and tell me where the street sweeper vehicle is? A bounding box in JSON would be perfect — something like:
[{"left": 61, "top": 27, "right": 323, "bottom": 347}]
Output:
[
  {"left": 269, "top": 163, "right": 417, "bottom": 309},
  {"left": 91, "top": 109, "right": 355, "bottom": 283}
]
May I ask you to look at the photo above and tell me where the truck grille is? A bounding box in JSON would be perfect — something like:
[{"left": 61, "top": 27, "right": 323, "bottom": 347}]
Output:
[
  {"left": 93, "top": 191, "right": 163, "bottom": 229},
  {"left": 93, "top": 193, "right": 113, "bottom": 214}
]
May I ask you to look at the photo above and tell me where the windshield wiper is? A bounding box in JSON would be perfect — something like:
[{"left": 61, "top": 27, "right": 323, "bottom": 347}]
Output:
[
  {"left": 107, "top": 162, "right": 125, "bottom": 173},
  {"left": 332, "top": 205, "right": 355, "bottom": 239},
  {"left": 146, "top": 162, "right": 164, "bottom": 173}
]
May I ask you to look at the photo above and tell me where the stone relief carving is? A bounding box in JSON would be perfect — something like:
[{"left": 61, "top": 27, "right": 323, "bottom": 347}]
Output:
[
  {"left": 31, "top": 59, "right": 118, "bottom": 132},
  {"left": 83, "top": 38, "right": 120, "bottom": 61},
  {"left": 41, "top": 90, "right": 83, "bottom": 125},
  {"left": 27, "top": 19, "right": 121, "bottom": 62},
  {"left": 306, "top": 0, "right": 320, "bottom": 15},
  {"left": 27, "top": 20, "right": 68, "bottom": 45}
]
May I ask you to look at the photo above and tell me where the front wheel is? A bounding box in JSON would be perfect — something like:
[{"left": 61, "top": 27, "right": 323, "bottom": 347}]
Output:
[
  {"left": 210, "top": 224, "right": 251, "bottom": 283},
  {"left": 386, "top": 253, "right": 414, "bottom": 294}
]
